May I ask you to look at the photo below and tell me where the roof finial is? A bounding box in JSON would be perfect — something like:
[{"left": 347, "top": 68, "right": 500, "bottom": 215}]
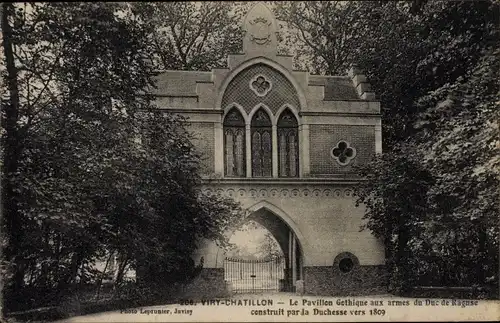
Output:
[{"left": 242, "top": 2, "right": 278, "bottom": 57}]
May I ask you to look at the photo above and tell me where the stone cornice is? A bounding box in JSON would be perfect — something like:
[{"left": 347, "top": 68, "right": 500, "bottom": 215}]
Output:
[
  {"left": 198, "top": 177, "right": 363, "bottom": 199},
  {"left": 200, "top": 177, "right": 363, "bottom": 186},
  {"left": 154, "top": 94, "right": 199, "bottom": 98},
  {"left": 300, "top": 111, "right": 381, "bottom": 117},
  {"left": 157, "top": 108, "right": 223, "bottom": 114},
  {"left": 197, "top": 185, "right": 359, "bottom": 199}
]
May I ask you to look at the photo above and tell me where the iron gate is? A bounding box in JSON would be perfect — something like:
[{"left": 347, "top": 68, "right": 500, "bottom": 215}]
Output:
[{"left": 224, "top": 256, "right": 287, "bottom": 293}]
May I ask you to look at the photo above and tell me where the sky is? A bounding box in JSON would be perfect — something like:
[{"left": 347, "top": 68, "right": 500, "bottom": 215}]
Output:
[{"left": 227, "top": 221, "right": 281, "bottom": 258}]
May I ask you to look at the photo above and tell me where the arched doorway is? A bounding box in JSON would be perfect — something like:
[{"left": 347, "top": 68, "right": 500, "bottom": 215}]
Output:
[{"left": 223, "top": 207, "right": 303, "bottom": 293}]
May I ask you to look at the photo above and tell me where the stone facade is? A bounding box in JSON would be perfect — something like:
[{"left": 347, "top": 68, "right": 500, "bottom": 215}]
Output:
[{"left": 151, "top": 2, "right": 385, "bottom": 296}]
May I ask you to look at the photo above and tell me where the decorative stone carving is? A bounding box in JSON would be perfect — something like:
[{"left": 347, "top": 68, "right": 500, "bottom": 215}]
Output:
[
  {"left": 200, "top": 187, "right": 357, "bottom": 199},
  {"left": 242, "top": 2, "right": 278, "bottom": 56},
  {"left": 249, "top": 74, "right": 272, "bottom": 97},
  {"left": 331, "top": 141, "right": 357, "bottom": 166},
  {"left": 248, "top": 16, "right": 272, "bottom": 45},
  {"left": 333, "top": 252, "right": 360, "bottom": 275}
]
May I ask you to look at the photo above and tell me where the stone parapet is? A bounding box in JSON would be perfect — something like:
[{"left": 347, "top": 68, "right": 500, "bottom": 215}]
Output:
[{"left": 348, "top": 64, "right": 376, "bottom": 101}]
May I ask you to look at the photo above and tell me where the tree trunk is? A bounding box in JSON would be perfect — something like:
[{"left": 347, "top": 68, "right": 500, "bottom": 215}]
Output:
[
  {"left": 114, "top": 254, "right": 130, "bottom": 287},
  {"left": 57, "top": 248, "right": 84, "bottom": 295},
  {"left": 95, "top": 252, "right": 113, "bottom": 299},
  {"left": 69, "top": 249, "right": 84, "bottom": 289},
  {"left": 396, "top": 213, "right": 411, "bottom": 294},
  {"left": 1, "top": 3, "right": 26, "bottom": 306}
]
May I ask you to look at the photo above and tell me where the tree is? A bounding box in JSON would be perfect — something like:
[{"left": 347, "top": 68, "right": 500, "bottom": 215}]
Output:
[
  {"left": 278, "top": 0, "right": 499, "bottom": 295},
  {"left": 2, "top": 2, "right": 25, "bottom": 301},
  {"left": 129, "top": 2, "right": 247, "bottom": 71},
  {"left": 412, "top": 47, "right": 499, "bottom": 291},
  {"left": 256, "top": 232, "right": 282, "bottom": 260},
  {"left": 356, "top": 46, "right": 499, "bottom": 296},
  {"left": 277, "top": 0, "right": 497, "bottom": 148},
  {"left": 352, "top": 1, "right": 499, "bottom": 295},
  {"left": 1, "top": 2, "right": 243, "bottom": 313},
  {"left": 274, "top": 1, "right": 366, "bottom": 75}
]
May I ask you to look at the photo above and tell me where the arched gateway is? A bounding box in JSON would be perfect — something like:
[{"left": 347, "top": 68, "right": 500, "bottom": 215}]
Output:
[{"left": 147, "top": 2, "right": 385, "bottom": 296}]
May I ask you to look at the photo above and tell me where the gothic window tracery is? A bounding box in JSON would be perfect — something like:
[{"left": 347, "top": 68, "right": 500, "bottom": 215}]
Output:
[
  {"left": 251, "top": 109, "right": 272, "bottom": 177},
  {"left": 250, "top": 74, "right": 272, "bottom": 97},
  {"left": 278, "top": 109, "right": 299, "bottom": 177},
  {"left": 331, "top": 141, "right": 357, "bottom": 166},
  {"left": 224, "top": 108, "right": 246, "bottom": 177}
]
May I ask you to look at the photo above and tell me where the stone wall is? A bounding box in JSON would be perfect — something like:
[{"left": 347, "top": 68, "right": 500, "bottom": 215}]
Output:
[
  {"left": 304, "top": 265, "right": 387, "bottom": 296},
  {"left": 309, "top": 124, "right": 375, "bottom": 175},
  {"left": 194, "top": 186, "right": 386, "bottom": 268},
  {"left": 185, "top": 122, "right": 215, "bottom": 174},
  {"left": 145, "top": 2, "right": 384, "bottom": 298},
  {"left": 184, "top": 120, "right": 377, "bottom": 177}
]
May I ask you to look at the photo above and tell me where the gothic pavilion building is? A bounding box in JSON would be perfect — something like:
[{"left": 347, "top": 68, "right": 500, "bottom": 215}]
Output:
[{"left": 148, "top": 3, "right": 385, "bottom": 296}]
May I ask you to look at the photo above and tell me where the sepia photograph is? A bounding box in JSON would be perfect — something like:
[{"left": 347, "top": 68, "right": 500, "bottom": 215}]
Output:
[{"left": 1, "top": 1, "right": 499, "bottom": 322}]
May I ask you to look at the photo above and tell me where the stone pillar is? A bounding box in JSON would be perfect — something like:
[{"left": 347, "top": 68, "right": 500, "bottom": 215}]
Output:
[
  {"left": 299, "top": 254, "right": 303, "bottom": 281},
  {"left": 214, "top": 122, "right": 224, "bottom": 175},
  {"left": 272, "top": 125, "right": 278, "bottom": 177},
  {"left": 245, "top": 124, "right": 252, "bottom": 177},
  {"left": 300, "top": 124, "right": 310, "bottom": 177}
]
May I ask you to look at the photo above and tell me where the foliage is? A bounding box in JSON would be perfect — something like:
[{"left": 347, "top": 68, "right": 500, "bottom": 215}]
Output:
[
  {"left": 128, "top": 2, "right": 247, "bottom": 71},
  {"left": 274, "top": 1, "right": 366, "bottom": 75},
  {"left": 278, "top": 0, "right": 499, "bottom": 294},
  {"left": 355, "top": 4, "right": 499, "bottom": 294},
  {"left": 1, "top": 2, "right": 242, "bottom": 313},
  {"left": 276, "top": 1, "right": 497, "bottom": 148},
  {"left": 226, "top": 221, "right": 282, "bottom": 260},
  {"left": 356, "top": 47, "right": 499, "bottom": 294},
  {"left": 256, "top": 232, "right": 283, "bottom": 260}
]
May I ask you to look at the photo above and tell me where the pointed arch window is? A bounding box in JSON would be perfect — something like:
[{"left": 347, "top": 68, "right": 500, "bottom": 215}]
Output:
[
  {"left": 278, "top": 109, "right": 299, "bottom": 177},
  {"left": 224, "top": 108, "right": 246, "bottom": 177},
  {"left": 251, "top": 109, "right": 272, "bottom": 177}
]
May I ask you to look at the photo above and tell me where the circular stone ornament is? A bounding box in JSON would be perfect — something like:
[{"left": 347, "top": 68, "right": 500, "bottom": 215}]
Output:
[
  {"left": 249, "top": 74, "right": 272, "bottom": 97},
  {"left": 333, "top": 252, "right": 360, "bottom": 274},
  {"left": 331, "top": 141, "right": 357, "bottom": 166}
]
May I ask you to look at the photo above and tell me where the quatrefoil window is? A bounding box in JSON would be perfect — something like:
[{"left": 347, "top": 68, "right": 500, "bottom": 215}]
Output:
[
  {"left": 250, "top": 74, "right": 272, "bottom": 97},
  {"left": 331, "top": 141, "right": 357, "bottom": 166}
]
